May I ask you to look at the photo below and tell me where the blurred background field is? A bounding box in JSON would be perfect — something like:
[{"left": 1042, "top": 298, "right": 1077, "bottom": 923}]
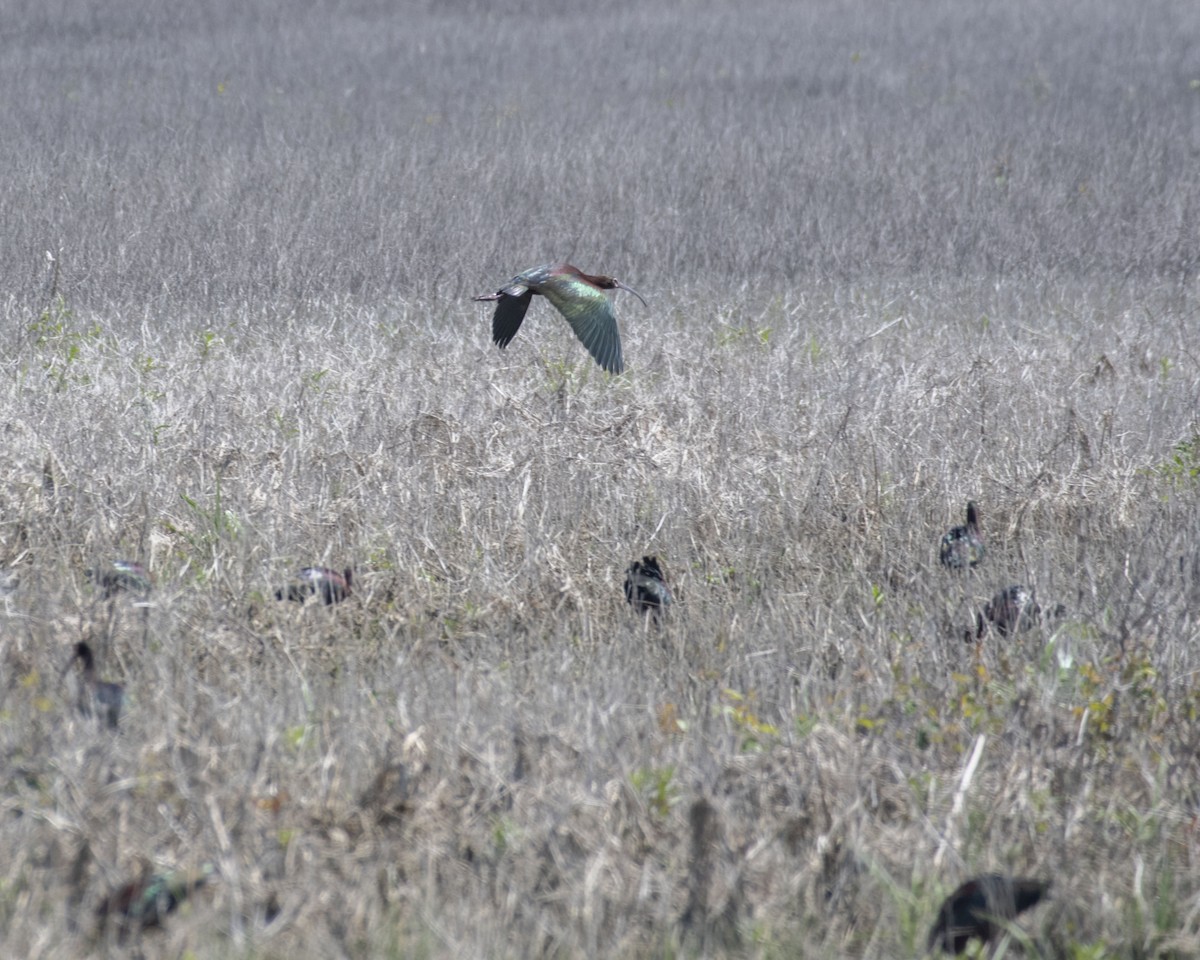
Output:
[{"left": 1, "top": 0, "right": 1198, "bottom": 957}]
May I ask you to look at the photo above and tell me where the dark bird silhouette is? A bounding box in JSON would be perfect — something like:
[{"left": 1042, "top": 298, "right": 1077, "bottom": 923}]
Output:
[
  {"left": 978, "top": 585, "right": 1039, "bottom": 637},
  {"left": 62, "top": 641, "right": 124, "bottom": 729},
  {"left": 475, "top": 263, "right": 646, "bottom": 374},
  {"left": 928, "top": 874, "right": 1049, "bottom": 954},
  {"left": 625, "top": 556, "right": 672, "bottom": 619},
  {"left": 96, "top": 863, "right": 215, "bottom": 939},
  {"left": 940, "top": 502, "right": 985, "bottom": 570},
  {"left": 87, "top": 559, "right": 152, "bottom": 599},
  {"left": 974, "top": 585, "right": 1065, "bottom": 639},
  {"left": 275, "top": 567, "right": 353, "bottom": 605}
]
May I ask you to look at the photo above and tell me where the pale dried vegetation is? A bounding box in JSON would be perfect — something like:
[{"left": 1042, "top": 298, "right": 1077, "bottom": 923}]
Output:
[{"left": 2, "top": 0, "right": 1200, "bottom": 957}]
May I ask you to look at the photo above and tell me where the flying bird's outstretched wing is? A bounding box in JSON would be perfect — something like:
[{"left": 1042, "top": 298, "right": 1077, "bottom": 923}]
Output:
[
  {"left": 538, "top": 276, "right": 624, "bottom": 374},
  {"left": 478, "top": 264, "right": 635, "bottom": 374},
  {"left": 489, "top": 284, "right": 534, "bottom": 350}
]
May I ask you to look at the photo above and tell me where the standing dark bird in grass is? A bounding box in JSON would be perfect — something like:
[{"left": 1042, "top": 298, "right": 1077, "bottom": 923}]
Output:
[
  {"left": 978, "top": 585, "right": 1038, "bottom": 637},
  {"left": 87, "top": 559, "right": 152, "bottom": 599},
  {"left": 62, "top": 641, "right": 124, "bottom": 729},
  {"left": 96, "top": 863, "right": 215, "bottom": 940},
  {"left": 625, "top": 556, "right": 672, "bottom": 619},
  {"left": 928, "top": 874, "right": 1050, "bottom": 954},
  {"left": 475, "top": 263, "right": 647, "bottom": 374},
  {"left": 940, "top": 502, "right": 985, "bottom": 570},
  {"left": 275, "top": 567, "right": 353, "bottom": 605},
  {"left": 974, "top": 585, "right": 1065, "bottom": 638}
]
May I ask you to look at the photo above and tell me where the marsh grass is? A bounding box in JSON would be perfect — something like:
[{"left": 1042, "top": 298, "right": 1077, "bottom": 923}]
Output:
[{"left": 2, "top": 0, "right": 1200, "bottom": 957}]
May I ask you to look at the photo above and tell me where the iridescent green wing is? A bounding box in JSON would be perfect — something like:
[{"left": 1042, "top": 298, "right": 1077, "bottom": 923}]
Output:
[{"left": 539, "top": 276, "right": 625, "bottom": 374}]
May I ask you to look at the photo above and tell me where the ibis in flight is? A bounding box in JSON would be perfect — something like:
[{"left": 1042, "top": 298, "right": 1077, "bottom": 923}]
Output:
[{"left": 475, "top": 263, "right": 646, "bottom": 374}]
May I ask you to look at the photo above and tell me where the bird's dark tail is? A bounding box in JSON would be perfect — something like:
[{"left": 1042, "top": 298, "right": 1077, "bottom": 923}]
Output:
[{"left": 1012, "top": 878, "right": 1050, "bottom": 914}]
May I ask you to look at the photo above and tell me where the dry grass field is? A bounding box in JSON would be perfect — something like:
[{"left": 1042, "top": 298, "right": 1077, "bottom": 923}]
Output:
[{"left": 2, "top": 0, "right": 1199, "bottom": 957}]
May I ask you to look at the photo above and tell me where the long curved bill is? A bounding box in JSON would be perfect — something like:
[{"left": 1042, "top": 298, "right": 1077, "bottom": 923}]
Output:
[{"left": 615, "top": 280, "right": 647, "bottom": 308}]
